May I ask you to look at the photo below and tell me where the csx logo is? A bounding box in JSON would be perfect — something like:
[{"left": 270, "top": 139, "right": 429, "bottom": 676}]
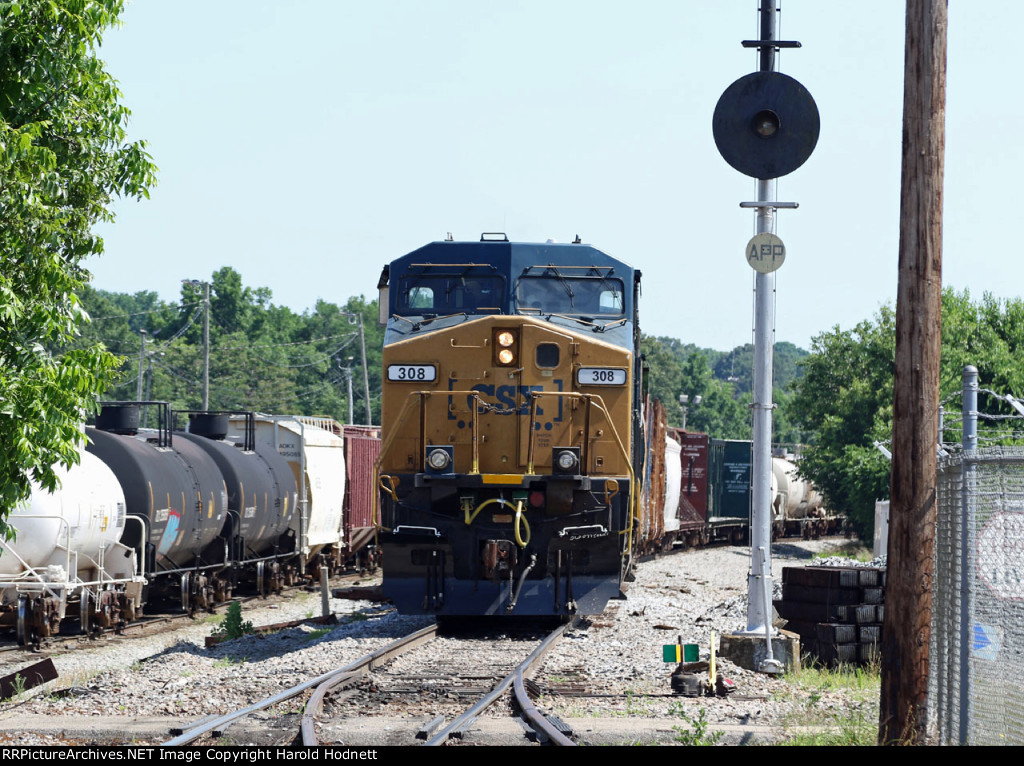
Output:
[{"left": 448, "top": 381, "right": 564, "bottom": 429}]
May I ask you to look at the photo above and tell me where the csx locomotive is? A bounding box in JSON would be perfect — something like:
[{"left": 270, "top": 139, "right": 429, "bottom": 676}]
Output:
[{"left": 375, "top": 234, "right": 643, "bottom": 617}]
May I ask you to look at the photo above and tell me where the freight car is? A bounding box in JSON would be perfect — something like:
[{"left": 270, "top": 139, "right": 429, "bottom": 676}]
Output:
[
  {"left": 0, "top": 404, "right": 379, "bottom": 644},
  {"left": 642, "top": 399, "right": 841, "bottom": 550},
  {"left": 770, "top": 455, "right": 842, "bottom": 538},
  {"left": 0, "top": 451, "right": 145, "bottom": 643},
  {"left": 374, "top": 234, "right": 643, "bottom": 618},
  {"left": 639, "top": 399, "right": 751, "bottom": 553}
]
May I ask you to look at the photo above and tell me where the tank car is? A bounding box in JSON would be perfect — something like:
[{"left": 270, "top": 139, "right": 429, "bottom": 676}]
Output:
[
  {"left": 176, "top": 411, "right": 298, "bottom": 596},
  {"left": 770, "top": 456, "right": 839, "bottom": 538},
  {"left": 86, "top": 403, "right": 231, "bottom": 611},
  {"left": 375, "top": 234, "right": 642, "bottom": 617},
  {"left": 0, "top": 450, "right": 144, "bottom": 644}
]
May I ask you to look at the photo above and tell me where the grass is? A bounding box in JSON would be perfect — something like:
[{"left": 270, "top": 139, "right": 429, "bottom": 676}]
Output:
[
  {"left": 301, "top": 627, "right": 332, "bottom": 642},
  {"left": 669, "top": 705, "right": 724, "bottom": 746},
  {"left": 811, "top": 540, "right": 875, "bottom": 563},
  {"left": 213, "top": 656, "right": 247, "bottom": 668},
  {"left": 776, "top": 659, "right": 881, "bottom": 745}
]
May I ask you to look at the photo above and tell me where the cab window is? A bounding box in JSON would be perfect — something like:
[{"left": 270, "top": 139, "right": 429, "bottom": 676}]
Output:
[
  {"left": 516, "top": 276, "right": 625, "bottom": 317},
  {"left": 397, "top": 275, "right": 504, "bottom": 314}
]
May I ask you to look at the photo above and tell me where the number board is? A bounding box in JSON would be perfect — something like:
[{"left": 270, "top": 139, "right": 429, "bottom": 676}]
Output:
[
  {"left": 387, "top": 364, "right": 437, "bottom": 382},
  {"left": 577, "top": 367, "right": 627, "bottom": 386}
]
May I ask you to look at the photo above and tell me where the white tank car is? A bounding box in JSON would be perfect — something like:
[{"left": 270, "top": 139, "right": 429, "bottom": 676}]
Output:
[
  {"left": 771, "top": 457, "right": 823, "bottom": 521},
  {"left": 232, "top": 415, "right": 347, "bottom": 572},
  {"left": 0, "top": 451, "right": 144, "bottom": 642}
]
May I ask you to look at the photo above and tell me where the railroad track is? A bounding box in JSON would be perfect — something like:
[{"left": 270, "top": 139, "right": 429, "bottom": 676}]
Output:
[
  {"left": 158, "top": 619, "right": 579, "bottom": 747},
  {"left": 0, "top": 567, "right": 374, "bottom": 658},
  {"left": 312, "top": 618, "right": 579, "bottom": 747}
]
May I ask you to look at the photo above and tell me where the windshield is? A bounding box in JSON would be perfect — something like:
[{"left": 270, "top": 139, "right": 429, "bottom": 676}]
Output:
[
  {"left": 397, "top": 275, "right": 504, "bottom": 315},
  {"left": 516, "top": 275, "right": 625, "bottom": 317}
]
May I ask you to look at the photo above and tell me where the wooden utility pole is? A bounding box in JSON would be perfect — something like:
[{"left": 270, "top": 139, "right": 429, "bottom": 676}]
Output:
[{"left": 879, "top": 0, "right": 946, "bottom": 745}]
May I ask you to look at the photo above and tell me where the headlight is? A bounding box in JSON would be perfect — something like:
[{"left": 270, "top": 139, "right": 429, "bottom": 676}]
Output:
[
  {"left": 493, "top": 328, "right": 518, "bottom": 366},
  {"left": 427, "top": 448, "right": 451, "bottom": 471},
  {"left": 556, "top": 450, "right": 578, "bottom": 472}
]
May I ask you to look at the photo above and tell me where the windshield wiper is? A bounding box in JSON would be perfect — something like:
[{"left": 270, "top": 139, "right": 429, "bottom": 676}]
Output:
[{"left": 543, "top": 266, "right": 576, "bottom": 309}]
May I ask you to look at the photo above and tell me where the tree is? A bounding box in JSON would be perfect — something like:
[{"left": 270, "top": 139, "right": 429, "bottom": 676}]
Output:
[
  {"left": 791, "top": 289, "right": 1024, "bottom": 541},
  {"left": 0, "top": 0, "right": 156, "bottom": 532}
]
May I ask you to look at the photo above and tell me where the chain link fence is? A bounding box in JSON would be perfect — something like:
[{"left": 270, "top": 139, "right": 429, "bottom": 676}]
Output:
[{"left": 930, "top": 368, "right": 1024, "bottom": 745}]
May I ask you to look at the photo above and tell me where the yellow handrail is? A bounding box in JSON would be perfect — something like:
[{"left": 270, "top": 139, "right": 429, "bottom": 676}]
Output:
[{"left": 375, "top": 388, "right": 637, "bottom": 556}]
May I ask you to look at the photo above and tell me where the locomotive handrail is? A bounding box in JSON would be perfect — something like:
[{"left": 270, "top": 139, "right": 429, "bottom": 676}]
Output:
[
  {"left": 371, "top": 392, "right": 426, "bottom": 535},
  {"left": 525, "top": 391, "right": 637, "bottom": 553},
  {"left": 375, "top": 388, "right": 637, "bottom": 553}
]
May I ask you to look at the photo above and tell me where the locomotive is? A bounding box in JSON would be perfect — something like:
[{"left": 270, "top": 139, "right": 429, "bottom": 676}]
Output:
[{"left": 375, "top": 234, "right": 643, "bottom": 618}]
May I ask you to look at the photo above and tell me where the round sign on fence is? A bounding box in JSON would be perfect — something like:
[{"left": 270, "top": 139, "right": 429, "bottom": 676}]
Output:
[
  {"left": 745, "top": 232, "right": 786, "bottom": 273},
  {"left": 977, "top": 511, "right": 1024, "bottom": 601}
]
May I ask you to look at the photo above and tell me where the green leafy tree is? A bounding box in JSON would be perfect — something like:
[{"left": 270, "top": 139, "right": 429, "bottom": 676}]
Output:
[
  {"left": 0, "top": 0, "right": 156, "bottom": 531},
  {"left": 792, "top": 289, "right": 1024, "bottom": 540}
]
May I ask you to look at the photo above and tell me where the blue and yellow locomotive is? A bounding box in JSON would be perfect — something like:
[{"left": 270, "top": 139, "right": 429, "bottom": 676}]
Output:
[{"left": 375, "top": 234, "right": 643, "bottom": 617}]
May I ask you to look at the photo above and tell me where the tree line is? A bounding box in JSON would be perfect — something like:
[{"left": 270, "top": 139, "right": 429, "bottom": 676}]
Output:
[
  {"left": 70, "top": 269, "right": 384, "bottom": 427},
  {"left": 791, "top": 288, "right": 1024, "bottom": 540},
  {"left": 76, "top": 270, "right": 1024, "bottom": 547},
  {"left": 641, "top": 335, "right": 810, "bottom": 443},
  {"left": 70, "top": 268, "right": 811, "bottom": 440}
]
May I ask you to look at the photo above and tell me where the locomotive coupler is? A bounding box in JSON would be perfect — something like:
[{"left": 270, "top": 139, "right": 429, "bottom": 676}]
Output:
[{"left": 482, "top": 539, "right": 517, "bottom": 581}]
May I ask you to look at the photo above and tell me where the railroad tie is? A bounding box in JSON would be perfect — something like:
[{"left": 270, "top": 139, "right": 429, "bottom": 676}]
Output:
[{"left": 416, "top": 716, "right": 446, "bottom": 740}]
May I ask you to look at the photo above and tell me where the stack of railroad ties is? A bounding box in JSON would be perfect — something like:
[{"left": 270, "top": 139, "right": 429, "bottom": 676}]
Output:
[{"left": 775, "top": 563, "right": 887, "bottom": 666}]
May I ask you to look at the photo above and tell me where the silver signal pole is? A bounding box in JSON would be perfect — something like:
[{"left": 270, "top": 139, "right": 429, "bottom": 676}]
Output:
[
  {"left": 713, "top": 2, "right": 817, "bottom": 674},
  {"left": 202, "top": 280, "right": 210, "bottom": 411},
  {"left": 743, "top": 2, "right": 784, "bottom": 675},
  {"left": 749, "top": 179, "right": 776, "bottom": 638}
]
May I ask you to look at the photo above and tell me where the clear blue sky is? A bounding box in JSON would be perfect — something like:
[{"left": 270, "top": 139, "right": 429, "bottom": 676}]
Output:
[{"left": 90, "top": 1, "right": 1020, "bottom": 352}]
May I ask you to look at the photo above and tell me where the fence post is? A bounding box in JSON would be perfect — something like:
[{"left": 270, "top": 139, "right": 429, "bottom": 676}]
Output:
[
  {"left": 962, "top": 365, "right": 978, "bottom": 451},
  {"left": 958, "top": 364, "right": 978, "bottom": 743}
]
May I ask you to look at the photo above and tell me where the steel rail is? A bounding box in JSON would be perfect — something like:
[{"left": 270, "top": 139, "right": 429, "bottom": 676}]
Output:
[
  {"left": 513, "top": 669, "right": 575, "bottom": 746},
  {"left": 161, "top": 624, "right": 437, "bottom": 747},
  {"left": 298, "top": 623, "right": 437, "bottom": 745},
  {"left": 423, "top": 618, "right": 578, "bottom": 746}
]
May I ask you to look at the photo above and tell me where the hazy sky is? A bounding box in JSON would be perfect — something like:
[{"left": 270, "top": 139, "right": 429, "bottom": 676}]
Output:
[{"left": 89, "top": 1, "right": 1020, "bottom": 351}]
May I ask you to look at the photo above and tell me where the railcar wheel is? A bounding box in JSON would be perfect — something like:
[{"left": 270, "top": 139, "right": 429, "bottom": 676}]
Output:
[
  {"left": 80, "top": 590, "right": 92, "bottom": 637},
  {"left": 256, "top": 561, "right": 266, "bottom": 597},
  {"left": 180, "top": 572, "right": 191, "bottom": 614},
  {"left": 16, "top": 595, "right": 29, "bottom": 646}
]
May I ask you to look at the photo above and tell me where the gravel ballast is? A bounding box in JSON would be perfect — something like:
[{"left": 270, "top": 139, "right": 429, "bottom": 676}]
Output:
[{"left": 0, "top": 538, "right": 880, "bottom": 746}]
